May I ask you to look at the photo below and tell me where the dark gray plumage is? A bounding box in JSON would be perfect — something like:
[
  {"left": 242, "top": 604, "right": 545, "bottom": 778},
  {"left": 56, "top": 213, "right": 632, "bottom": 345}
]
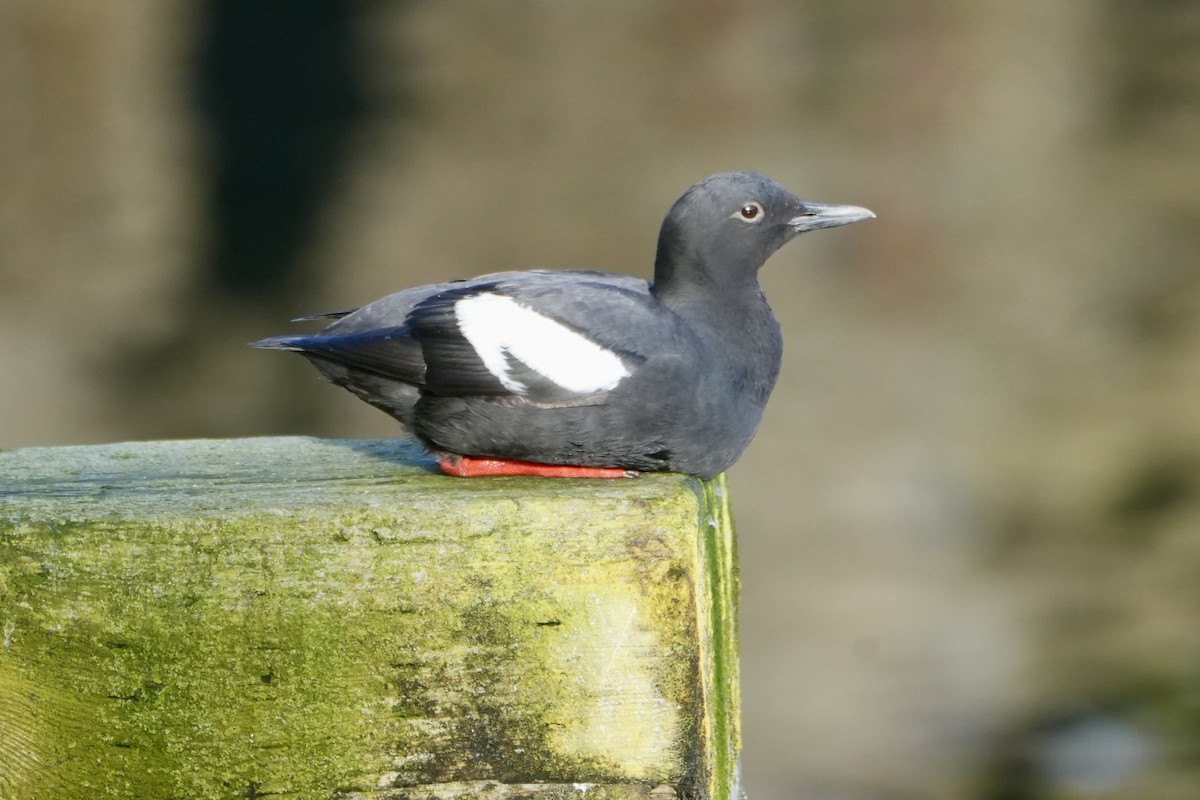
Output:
[{"left": 253, "top": 171, "right": 873, "bottom": 477}]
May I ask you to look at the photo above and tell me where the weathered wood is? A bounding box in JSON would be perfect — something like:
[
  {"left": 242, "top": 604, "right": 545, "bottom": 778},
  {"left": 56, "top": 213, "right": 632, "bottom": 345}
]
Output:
[{"left": 0, "top": 437, "right": 740, "bottom": 800}]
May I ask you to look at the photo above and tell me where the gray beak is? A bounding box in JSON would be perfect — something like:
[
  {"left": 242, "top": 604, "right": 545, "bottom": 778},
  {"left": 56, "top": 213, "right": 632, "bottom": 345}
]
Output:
[{"left": 788, "top": 202, "right": 876, "bottom": 234}]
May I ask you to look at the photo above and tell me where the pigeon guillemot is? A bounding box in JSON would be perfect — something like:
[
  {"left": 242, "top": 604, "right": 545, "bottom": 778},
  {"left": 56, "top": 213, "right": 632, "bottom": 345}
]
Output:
[{"left": 252, "top": 172, "right": 873, "bottom": 478}]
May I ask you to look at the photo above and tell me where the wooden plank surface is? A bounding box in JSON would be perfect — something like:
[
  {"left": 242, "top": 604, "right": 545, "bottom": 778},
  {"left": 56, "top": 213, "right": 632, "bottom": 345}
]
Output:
[{"left": 0, "top": 437, "right": 740, "bottom": 800}]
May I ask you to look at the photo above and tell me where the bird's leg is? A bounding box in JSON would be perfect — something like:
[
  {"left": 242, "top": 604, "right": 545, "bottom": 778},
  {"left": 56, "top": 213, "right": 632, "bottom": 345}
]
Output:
[{"left": 438, "top": 455, "right": 639, "bottom": 479}]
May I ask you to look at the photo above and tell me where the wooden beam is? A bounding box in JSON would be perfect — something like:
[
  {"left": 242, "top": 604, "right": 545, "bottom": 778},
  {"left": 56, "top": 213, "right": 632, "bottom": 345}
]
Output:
[{"left": 0, "top": 437, "right": 740, "bottom": 800}]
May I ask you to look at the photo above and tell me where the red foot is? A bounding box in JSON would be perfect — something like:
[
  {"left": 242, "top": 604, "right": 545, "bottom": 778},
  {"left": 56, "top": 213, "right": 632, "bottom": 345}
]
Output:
[{"left": 438, "top": 455, "right": 639, "bottom": 479}]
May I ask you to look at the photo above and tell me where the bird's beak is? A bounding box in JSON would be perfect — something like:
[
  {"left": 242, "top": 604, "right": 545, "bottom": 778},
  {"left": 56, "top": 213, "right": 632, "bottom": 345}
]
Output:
[{"left": 788, "top": 202, "right": 876, "bottom": 234}]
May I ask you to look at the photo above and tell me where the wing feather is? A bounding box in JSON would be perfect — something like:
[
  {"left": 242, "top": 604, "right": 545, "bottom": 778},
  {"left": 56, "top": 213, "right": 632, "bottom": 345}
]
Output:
[{"left": 251, "top": 327, "right": 426, "bottom": 384}]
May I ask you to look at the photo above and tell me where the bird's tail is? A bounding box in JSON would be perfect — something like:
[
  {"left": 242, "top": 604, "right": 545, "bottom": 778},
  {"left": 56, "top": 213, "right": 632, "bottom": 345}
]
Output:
[
  {"left": 249, "top": 328, "right": 425, "bottom": 383},
  {"left": 250, "top": 335, "right": 309, "bottom": 351}
]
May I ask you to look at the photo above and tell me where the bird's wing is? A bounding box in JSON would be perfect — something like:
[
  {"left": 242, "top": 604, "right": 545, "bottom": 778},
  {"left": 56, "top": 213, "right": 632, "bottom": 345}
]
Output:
[
  {"left": 407, "top": 273, "right": 687, "bottom": 405},
  {"left": 256, "top": 270, "right": 687, "bottom": 405}
]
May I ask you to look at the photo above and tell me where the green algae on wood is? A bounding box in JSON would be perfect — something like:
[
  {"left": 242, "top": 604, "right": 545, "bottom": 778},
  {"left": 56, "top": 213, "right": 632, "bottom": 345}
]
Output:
[{"left": 0, "top": 437, "right": 741, "bottom": 800}]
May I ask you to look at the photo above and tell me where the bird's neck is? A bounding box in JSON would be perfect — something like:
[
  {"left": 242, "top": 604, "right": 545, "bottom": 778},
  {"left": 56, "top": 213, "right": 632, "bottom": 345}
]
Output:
[
  {"left": 650, "top": 224, "right": 781, "bottom": 360},
  {"left": 651, "top": 215, "right": 765, "bottom": 297},
  {"left": 653, "top": 254, "right": 779, "bottom": 363},
  {"left": 652, "top": 249, "right": 763, "bottom": 316},
  {"left": 656, "top": 267, "right": 783, "bottom": 427}
]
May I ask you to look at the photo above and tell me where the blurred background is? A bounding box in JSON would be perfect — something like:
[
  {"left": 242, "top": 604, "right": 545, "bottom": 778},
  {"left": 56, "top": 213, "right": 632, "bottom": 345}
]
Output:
[{"left": 3, "top": 1, "right": 1199, "bottom": 797}]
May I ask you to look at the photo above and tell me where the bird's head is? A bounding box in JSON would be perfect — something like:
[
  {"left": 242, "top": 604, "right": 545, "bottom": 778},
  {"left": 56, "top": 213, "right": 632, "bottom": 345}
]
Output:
[{"left": 653, "top": 171, "right": 874, "bottom": 296}]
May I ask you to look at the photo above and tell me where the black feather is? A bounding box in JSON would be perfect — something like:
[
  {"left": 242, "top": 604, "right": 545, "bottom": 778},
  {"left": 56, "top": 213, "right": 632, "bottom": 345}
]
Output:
[
  {"left": 405, "top": 285, "right": 512, "bottom": 396},
  {"left": 250, "top": 327, "right": 425, "bottom": 384},
  {"left": 290, "top": 308, "right": 357, "bottom": 323}
]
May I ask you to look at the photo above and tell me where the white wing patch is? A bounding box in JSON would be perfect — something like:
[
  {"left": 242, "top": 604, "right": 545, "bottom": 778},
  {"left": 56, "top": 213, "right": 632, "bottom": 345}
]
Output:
[{"left": 454, "top": 293, "right": 631, "bottom": 395}]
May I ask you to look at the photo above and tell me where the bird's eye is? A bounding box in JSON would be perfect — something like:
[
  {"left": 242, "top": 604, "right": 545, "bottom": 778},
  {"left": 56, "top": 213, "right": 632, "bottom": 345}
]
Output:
[{"left": 734, "top": 202, "right": 764, "bottom": 223}]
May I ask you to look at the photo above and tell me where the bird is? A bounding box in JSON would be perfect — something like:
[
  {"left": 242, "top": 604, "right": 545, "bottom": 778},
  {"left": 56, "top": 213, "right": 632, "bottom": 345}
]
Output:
[{"left": 252, "top": 171, "right": 873, "bottom": 479}]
